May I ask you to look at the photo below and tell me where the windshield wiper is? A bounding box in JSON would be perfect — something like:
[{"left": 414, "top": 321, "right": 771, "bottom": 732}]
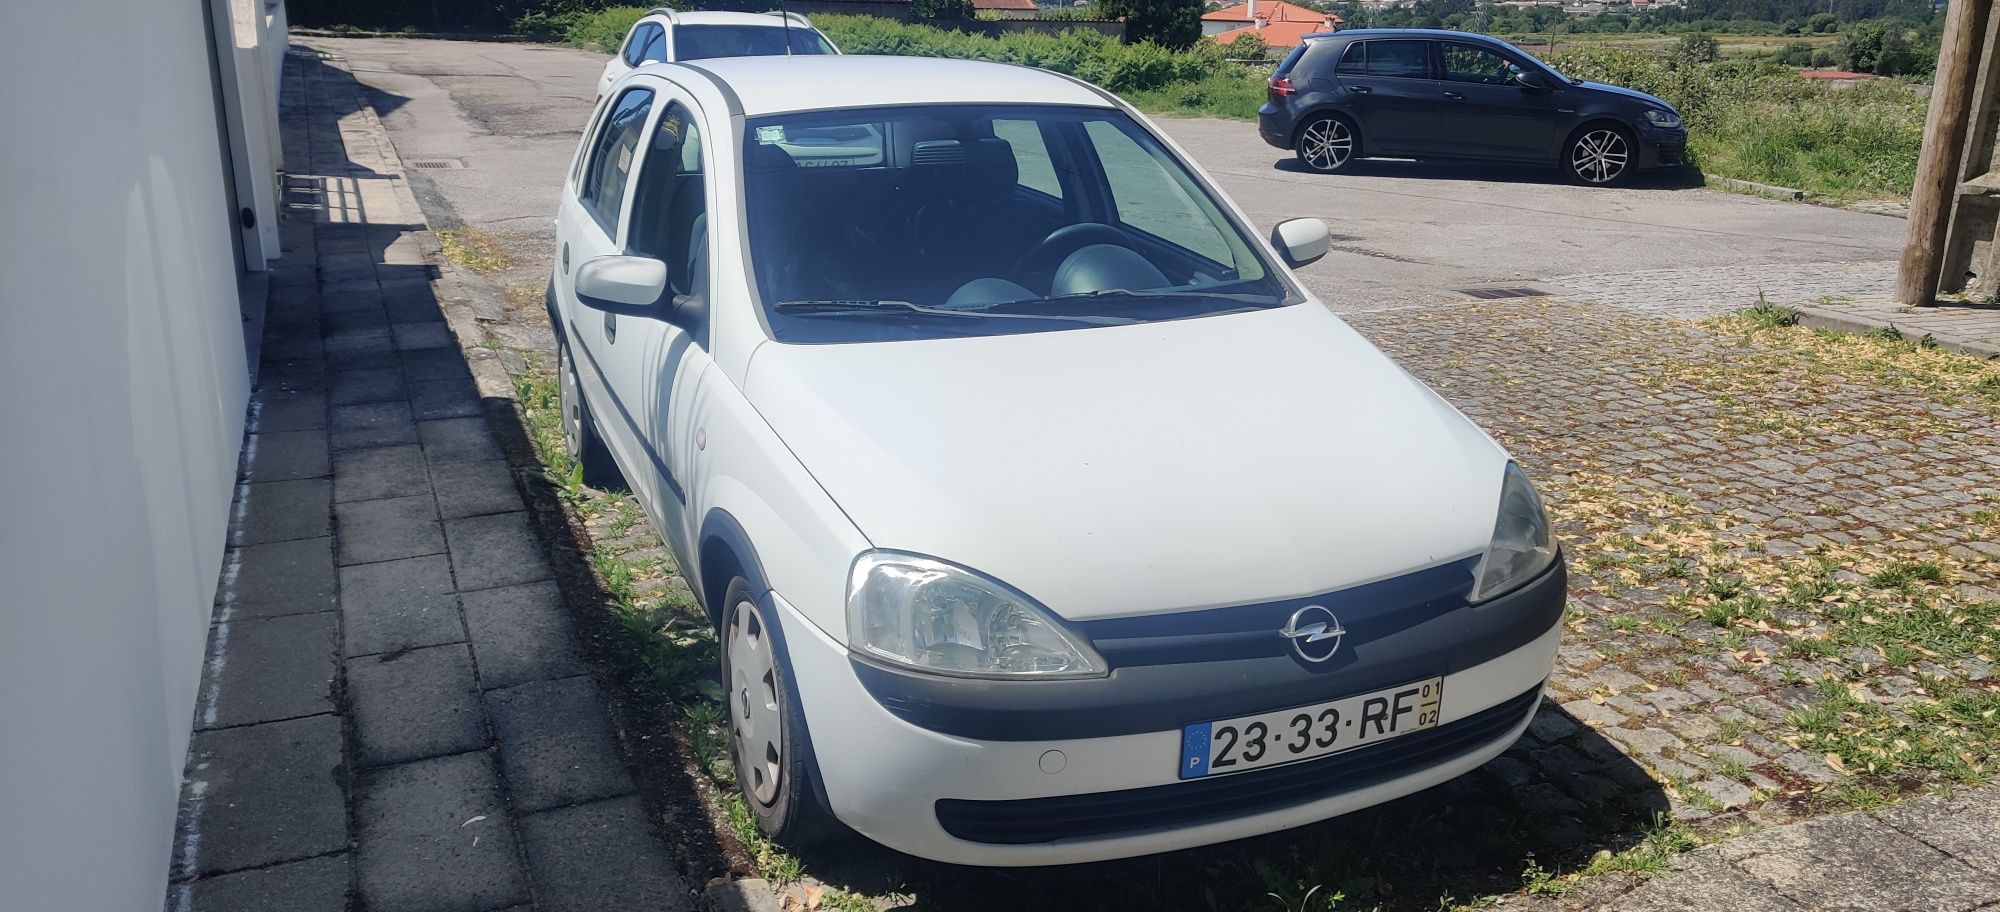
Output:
[
  {"left": 998, "top": 288, "right": 1286, "bottom": 314},
  {"left": 774, "top": 300, "right": 1138, "bottom": 324}
]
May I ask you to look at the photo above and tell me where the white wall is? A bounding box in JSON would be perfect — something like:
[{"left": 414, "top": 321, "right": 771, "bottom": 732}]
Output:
[{"left": 0, "top": 0, "right": 275, "bottom": 909}]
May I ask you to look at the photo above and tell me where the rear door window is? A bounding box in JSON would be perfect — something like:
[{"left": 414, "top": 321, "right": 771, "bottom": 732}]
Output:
[
  {"left": 580, "top": 87, "right": 656, "bottom": 234},
  {"left": 1337, "top": 40, "right": 1431, "bottom": 79}
]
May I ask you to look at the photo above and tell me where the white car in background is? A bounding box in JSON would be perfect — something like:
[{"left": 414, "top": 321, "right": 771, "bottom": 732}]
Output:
[
  {"left": 594, "top": 8, "right": 837, "bottom": 100},
  {"left": 550, "top": 55, "right": 1567, "bottom": 866}
]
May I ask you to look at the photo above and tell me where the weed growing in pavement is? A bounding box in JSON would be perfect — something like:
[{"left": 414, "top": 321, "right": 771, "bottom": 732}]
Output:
[
  {"left": 1520, "top": 817, "right": 1699, "bottom": 896},
  {"left": 1743, "top": 294, "right": 1800, "bottom": 329},
  {"left": 435, "top": 226, "right": 508, "bottom": 274}
]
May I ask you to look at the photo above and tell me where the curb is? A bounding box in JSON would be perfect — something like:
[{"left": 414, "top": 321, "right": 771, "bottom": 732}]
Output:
[
  {"left": 1704, "top": 173, "right": 1805, "bottom": 200},
  {"left": 293, "top": 27, "right": 538, "bottom": 42},
  {"left": 1793, "top": 304, "right": 2000, "bottom": 359},
  {"left": 705, "top": 878, "right": 785, "bottom": 912}
]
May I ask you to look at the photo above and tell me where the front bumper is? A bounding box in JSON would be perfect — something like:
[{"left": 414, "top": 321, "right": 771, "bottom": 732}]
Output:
[
  {"left": 776, "top": 569, "right": 1565, "bottom": 866},
  {"left": 1637, "top": 123, "right": 1689, "bottom": 169}
]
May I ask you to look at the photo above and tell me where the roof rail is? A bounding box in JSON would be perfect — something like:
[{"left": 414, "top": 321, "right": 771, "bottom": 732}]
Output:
[
  {"left": 644, "top": 7, "right": 678, "bottom": 23},
  {"left": 767, "top": 10, "right": 812, "bottom": 26}
]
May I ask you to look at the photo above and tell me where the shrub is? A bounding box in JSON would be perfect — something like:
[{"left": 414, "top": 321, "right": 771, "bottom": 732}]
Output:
[
  {"left": 1837, "top": 18, "right": 1918, "bottom": 75},
  {"left": 912, "top": 0, "right": 977, "bottom": 19},
  {"left": 812, "top": 15, "right": 1235, "bottom": 93},
  {"left": 1098, "top": 0, "right": 1204, "bottom": 50},
  {"left": 1776, "top": 41, "right": 1814, "bottom": 67},
  {"left": 562, "top": 5, "right": 648, "bottom": 50},
  {"left": 1227, "top": 32, "right": 1272, "bottom": 61}
]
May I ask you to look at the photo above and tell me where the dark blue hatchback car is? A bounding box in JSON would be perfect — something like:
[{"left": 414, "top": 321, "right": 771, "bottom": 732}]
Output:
[{"left": 1258, "top": 29, "right": 1687, "bottom": 185}]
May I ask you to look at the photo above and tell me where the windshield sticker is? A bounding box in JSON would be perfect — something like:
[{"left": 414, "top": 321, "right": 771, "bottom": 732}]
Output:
[{"left": 755, "top": 125, "right": 786, "bottom": 145}]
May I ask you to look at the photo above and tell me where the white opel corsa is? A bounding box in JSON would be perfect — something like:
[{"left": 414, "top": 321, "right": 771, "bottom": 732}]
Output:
[{"left": 550, "top": 55, "right": 1566, "bottom": 867}]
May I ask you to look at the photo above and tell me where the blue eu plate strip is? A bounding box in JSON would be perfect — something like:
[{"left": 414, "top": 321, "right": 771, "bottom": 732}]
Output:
[{"left": 1180, "top": 722, "right": 1212, "bottom": 780}]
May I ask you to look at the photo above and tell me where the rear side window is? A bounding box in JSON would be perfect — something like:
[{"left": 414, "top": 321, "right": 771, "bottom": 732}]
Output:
[
  {"left": 1273, "top": 43, "right": 1309, "bottom": 78},
  {"left": 623, "top": 23, "right": 661, "bottom": 65},
  {"left": 1337, "top": 40, "right": 1431, "bottom": 79},
  {"left": 580, "top": 88, "right": 656, "bottom": 233}
]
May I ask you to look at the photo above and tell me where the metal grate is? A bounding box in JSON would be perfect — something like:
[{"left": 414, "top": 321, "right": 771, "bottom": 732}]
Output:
[
  {"left": 1457, "top": 287, "right": 1551, "bottom": 300},
  {"left": 408, "top": 159, "right": 463, "bottom": 170}
]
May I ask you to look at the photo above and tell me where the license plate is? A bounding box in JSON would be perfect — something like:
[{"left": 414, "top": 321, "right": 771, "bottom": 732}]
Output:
[{"left": 1179, "top": 677, "right": 1444, "bottom": 779}]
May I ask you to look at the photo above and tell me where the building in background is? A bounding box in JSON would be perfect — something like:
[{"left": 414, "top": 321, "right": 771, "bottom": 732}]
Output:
[
  {"left": 0, "top": 0, "right": 285, "bottom": 909},
  {"left": 1206, "top": 0, "right": 1343, "bottom": 46}
]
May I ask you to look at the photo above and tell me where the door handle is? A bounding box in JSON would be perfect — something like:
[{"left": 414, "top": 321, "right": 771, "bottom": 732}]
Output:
[
  {"left": 603, "top": 310, "right": 617, "bottom": 343},
  {"left": 1443, "top": 91, "right": 1465, "bottom": 100},
  {"left": 1350, "top": 85, "right": 1373, "bottom": 94}
]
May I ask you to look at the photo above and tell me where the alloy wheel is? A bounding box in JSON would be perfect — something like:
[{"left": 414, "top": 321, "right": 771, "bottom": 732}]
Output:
[
  {"left": 1571, "top": 129, "right": 1630, "bottom": 184},
  {"left": 1300, "top": 118, "right": 1353, "bottom": 172},
  {"left": 727, "top": 596, "right": 785, "bottom": 806}
]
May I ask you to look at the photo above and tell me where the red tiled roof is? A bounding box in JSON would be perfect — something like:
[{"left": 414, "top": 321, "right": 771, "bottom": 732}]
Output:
[
  {"left": 1213, "top": 17, "right": 1338, "bottom": 46},
  {"left": 1201, "top": 0, "right": 1326, "bottom": 22},
  {"left": 973, "top": 0, "right": 1039, "bottom": 9},
  {"left": 1798, "top": 69, "right": 1874, "bottom": 79}
]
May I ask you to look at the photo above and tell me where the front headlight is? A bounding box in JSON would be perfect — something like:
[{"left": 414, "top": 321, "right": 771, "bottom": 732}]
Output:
[
  {"left": 1644, "top": 108, "right": 1682, "bottom": 128},
  {"left": 846, "top": 552, "right": 1107, "bottom": 679},
  {"left": 1469, "top": 463, "right": 1558, "bottom": 602}
]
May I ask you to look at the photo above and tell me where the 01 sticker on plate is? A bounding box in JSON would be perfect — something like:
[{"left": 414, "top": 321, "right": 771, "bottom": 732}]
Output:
[{"left": 1179, "top": 677, "right": 1444, "bottom": 779}]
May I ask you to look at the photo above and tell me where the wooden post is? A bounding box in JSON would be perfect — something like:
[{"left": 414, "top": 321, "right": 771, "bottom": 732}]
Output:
[{"left": 1898, "top": 0, "right": 1993, "bottom": 306}]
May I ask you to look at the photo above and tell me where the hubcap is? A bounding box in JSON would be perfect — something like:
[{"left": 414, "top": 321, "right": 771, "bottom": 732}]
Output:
[
  {"left": 1301, "top": 119, "right": 1353, "bottom": 171},
  {"left": 727, "top": 598, "right": 784, "bottom": 806},
  {"left": 1572, "top": 129, "right": 1629, "bottom": 184}
]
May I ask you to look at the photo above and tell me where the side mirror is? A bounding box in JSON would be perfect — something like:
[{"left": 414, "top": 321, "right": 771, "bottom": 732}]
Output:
[
  {"left": 1515, "top": 69, "right": 1549, "bottom": 90},
  {"left": 1272, "top": 218, "right": 1331, "bottom": 268},
  {"left": 574, "top": 255, "right": 668, "bottom": 316}
]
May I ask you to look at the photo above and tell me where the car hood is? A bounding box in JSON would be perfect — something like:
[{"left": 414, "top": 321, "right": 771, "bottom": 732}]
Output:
[
  {"left": 742, "top": 303, "right": 1508, "bottom": 621},
  {"left": 1576, "top": 80, "right": 1675, "bottom": 112}
]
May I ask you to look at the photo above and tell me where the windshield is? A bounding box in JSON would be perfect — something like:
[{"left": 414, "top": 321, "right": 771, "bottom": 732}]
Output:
[
  {"left": 743, "top": 104, "right": 1294, "bottom": 343},
  {"left": 673, "top": 24, "right": 835, "bottom": 60}
]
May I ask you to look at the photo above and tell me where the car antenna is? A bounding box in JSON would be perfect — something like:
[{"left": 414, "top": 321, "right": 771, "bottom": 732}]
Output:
[{"left": 778, "top": 0, "right": 794, "bottom": 56}]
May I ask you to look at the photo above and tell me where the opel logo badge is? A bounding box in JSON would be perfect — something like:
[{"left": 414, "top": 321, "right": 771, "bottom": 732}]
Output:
[{"left": 1280, "top": 605, "right": 1345, "bottom": 663}]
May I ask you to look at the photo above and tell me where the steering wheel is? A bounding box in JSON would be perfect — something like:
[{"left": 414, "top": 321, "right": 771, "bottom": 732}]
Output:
[{"left": 1012, "top": 223, "right": 1129, "bottom": 294}]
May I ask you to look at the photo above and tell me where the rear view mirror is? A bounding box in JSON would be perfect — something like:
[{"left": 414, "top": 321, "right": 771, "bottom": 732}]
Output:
[
  {"left": 574, "top": 255, "right": 668, "bottom": 315},
  {"left": 1272, "top": 218, "right": 1331, "bottom": 268}
]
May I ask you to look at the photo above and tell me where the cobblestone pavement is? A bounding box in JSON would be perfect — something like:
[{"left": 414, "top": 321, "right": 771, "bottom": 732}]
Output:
[
  {"left": 166, "top": 49, "right": 689, "bottom": 912},
  {"left": 1345, "top": 295, "right": 1999, "bottom": 829}
]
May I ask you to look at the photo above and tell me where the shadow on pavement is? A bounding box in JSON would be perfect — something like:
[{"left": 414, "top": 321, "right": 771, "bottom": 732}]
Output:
[
  {"left": 793, "top": 705, "right": 1669, "bottom": 911},
  {"left": 1272, "top": 156, "right": 1706, "bottom": 191}
]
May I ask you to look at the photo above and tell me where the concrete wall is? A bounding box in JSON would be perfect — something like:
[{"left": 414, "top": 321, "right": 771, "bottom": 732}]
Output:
[{"left": 0, "top": 0, "right": 279, "bottom": 909}]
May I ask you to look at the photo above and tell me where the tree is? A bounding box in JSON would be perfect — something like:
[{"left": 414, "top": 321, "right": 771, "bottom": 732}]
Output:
[
  {"left": 1836, "top": 17, "right": 1915, "bottom": 73},
  {"left": 912, "top": 0, "right": 976, "bottom": 18},
  {"left": 1673, "top": 32, "right": 1721, "bottom": 64},
  {"left": 1806, "top": 11, "right": 1838, "bottom": 32},
  {"left": 1228, "top": 32, "right": 1272, "bottom": 60},
  {"left": 1100, "top": 0, "right": 1203, "bottom": 48}
]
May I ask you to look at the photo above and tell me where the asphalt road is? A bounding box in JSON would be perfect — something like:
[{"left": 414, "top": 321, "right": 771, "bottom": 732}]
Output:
[{"left": 314, "top": 36, "right": 1908, "bottom": 313}]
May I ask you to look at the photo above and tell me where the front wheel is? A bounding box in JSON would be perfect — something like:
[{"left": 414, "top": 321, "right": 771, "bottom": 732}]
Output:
[
  {"left": 721, "top": 577, "right": 836, "bottom": 846},
  {"left": 1564, "top": 125, "right": 1635, "bottom": 186},
  {"left": 1295, "top": 116, "right": 1358, "bottom": 174},
  {"left": 556, "top": 340, "right": 620, "bottom": 490}
]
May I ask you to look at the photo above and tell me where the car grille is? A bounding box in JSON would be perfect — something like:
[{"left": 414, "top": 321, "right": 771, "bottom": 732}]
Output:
[
  {"left": 933, "top": 683, "right": 1543, "bottom": 845},
  {"left": 1657, "top": 141, "right": 1685, "bottom": 166}
]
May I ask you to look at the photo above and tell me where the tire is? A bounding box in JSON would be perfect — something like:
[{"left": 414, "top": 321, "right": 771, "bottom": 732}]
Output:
[
  {"left": 1563, "top": 124, "right": 1636, "bottom": 187},
  {"left": 556, "top": 340, "right": 621, "bottom": 490},
  {"left": 1294, "top": 115, "right": 1359, "bottom": 174},
  {"left": 720, "top": 577, "right": 837, "bottom": 846}
]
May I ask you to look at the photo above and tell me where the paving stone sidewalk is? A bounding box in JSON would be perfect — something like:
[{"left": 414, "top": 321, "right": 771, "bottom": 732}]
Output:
[
  {"left": 1500, "top": 783, "right": 2000, "bottom": 912},
  {"left": 165, "top": 47, "right": 689, "bottom": 912}
]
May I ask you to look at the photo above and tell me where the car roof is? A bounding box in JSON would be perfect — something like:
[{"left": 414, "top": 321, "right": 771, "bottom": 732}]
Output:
[
  {"left": 655, "top": 55, "right": 1116, "bottom": 117},
  {"left": 1309, "top": 28, "right": 1515, "bottom": 45},
  {"left": 647, "top": 10, "right": 810, "bottom": 27}
]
